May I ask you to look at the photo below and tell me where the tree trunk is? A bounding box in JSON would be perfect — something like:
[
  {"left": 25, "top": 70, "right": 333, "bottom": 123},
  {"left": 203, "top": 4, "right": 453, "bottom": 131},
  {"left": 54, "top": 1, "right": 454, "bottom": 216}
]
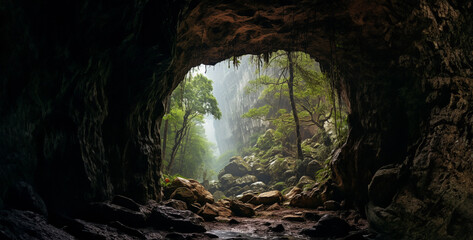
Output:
[
  {"left": 166, "top": 111, "right": 190, "bottom": 172},
  {"left": 287, "top": 51, "right": 304, "bottom": 160},
  {"left": 161, "top": 96, "right": 171, "bottom": 162}
]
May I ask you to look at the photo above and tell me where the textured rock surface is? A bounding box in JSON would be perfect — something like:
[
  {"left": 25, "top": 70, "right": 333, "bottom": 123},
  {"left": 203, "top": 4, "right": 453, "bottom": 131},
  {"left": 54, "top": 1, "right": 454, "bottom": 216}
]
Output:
[
  {"left": 0, "top": 0, "right": 472, "bottom": 238},
  {"left": 0, "top": 210, "right": 74, "bottom": 240}
]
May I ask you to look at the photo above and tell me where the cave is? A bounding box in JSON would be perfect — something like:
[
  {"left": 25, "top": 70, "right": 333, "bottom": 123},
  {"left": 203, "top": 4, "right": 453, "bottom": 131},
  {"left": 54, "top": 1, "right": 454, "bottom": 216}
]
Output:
[{"left": 0, "top": 0, "right": 472, "bottom": 239}]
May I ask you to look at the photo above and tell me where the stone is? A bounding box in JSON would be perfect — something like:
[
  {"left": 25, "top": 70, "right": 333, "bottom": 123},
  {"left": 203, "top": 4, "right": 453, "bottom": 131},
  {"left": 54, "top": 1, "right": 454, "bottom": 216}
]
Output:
[
  {"left": 249, "top": 181, "right": 267, "bottom": 192},
  {"left": 197, "top": 203, "right": 219, "bottom": 221},
  {"left": 170, "top": 187, "right": 196, "bottom": 206},
  {"left": 284, "top": 187, "right": 302, "bottom": 200},
  {"left": 234, "top": 174, "right": 258, "bottom": 187},
  {"left": 87, "top": 202, "right": 147, "bottom": 227},
  {"left": 149, "top": 205, "right": 206, "bottom": 233},
  {"left": 208, "top": 180, "right": 220, "bottom": 193},
  {"left": 249, "top": 190, "right": 282, "bottom": 205},
  {"left": 285, "top": 176, "right": 298, "bottom": 186},
  {"left": 0, "top": 209, "right": 74, "bottom": 240},
  {"left": 212, "top": 190, "right": 226, "bottom": 201},
  {"left": 219, "top": 173, "right": 236, "bottom": 188},
  {"left": 324, "top": 200, "right": 341, "bottom": 211},
  {"left": 216, "top": 206, "right": 232, "bottom": 218},
  {"left": 111, "top": 195, "right": 141, "bottom": 211},
  {"left": 239, "top": 193, "right": 256, "bottom": 203},
  {"left": 189, "top": 203, "right": 201, "bottom": 213},
  {"left": 269, "top": 223, "right": 285, "bottom": 232},
  {"left": 266, "top": 203, "right": 280, "bottom": 211},
  {"left": 171, "top": 177, "right": 214, "bottom": 205},
  {"left": 282, "top": 214, "right": 306, "bottom": 222},
  {"left": 368, "top": 165, "right": 400, "bottom": 208},
  {"left": 4, "top": 181, "right": 48, "bottom": 217},
  {"left": 67, "top": 218, "right": 146, "bottom": 239},
  {"left": 296, "top": 176, "right": 316, "bottom": 189},
  {"left": 162, "top": 199, "right": 188, "bottom": 210},
  {"left": 187, "top": 179, "right": 214, "bottom": 204},
  {"left": 224, "top": 186, "right": 242, "bottom": 197},
  {"left": 229, "top": 200, "right": 255, "bottom": 217},
  {"left": 222, "top": 157, "right": 251, "bottom": 177},
  {"left": 301, "top": 214, "right": 350, "bottom": 238}
]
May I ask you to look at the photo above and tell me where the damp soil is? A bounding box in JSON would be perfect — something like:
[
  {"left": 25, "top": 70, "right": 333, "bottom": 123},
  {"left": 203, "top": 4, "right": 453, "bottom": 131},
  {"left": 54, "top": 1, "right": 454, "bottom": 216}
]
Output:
[{"left": 204, "top": 207, "right": 369, "bottom": 239}]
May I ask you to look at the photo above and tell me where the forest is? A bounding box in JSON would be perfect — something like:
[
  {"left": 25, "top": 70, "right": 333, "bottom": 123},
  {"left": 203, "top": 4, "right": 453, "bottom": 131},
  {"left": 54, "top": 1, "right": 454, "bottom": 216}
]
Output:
[{"left": 160, "top": 51, "right": 347, "bottom": 197}]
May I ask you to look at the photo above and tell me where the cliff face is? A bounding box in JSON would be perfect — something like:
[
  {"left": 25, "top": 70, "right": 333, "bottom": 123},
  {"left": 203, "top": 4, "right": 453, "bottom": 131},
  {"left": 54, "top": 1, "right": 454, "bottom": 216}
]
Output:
[
  {"left": 0, "top": 0, "right": 472, "bottom": 238},
  {"left": 206, "top": 56, "right": 268, "bottom": 154}
]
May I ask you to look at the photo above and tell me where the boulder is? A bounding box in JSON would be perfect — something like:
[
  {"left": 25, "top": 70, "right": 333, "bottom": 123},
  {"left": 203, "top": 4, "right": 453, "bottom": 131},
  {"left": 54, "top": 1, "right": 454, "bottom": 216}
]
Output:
[
  {"left": 296, "top": 176, "right": 316, "bottom": 189},
  {"left": 219, "top": 174, "right": 236, "bottom": 189},
  {"left": 249, "top": 181, "right": 267, "bottom": 192},
  {"left": 149, "top": 205, "right": 206, "bottom": 233},
  {"left": 255, "top": 129, "right": 275, "bottom": 151},
  {"left": 285, "top": 187, "right": 302, "bottom": 200},
  {"left": 0, "top": 209, "right": 74, "bottom": 240},
  {"left": 250, "top": 190, "right": 282, "bottom": 205},
  {"left": 216, "top": 206, "right": 232, "bottom": 218},
  {"left": 266, "top": 203, "right": 281, "bottom": 211},
  {"left": 229, "top": 200, "right": 255, "bottom": 217},
  {"left": 285, "top": 176, "right": 298, "bottom": 186},
  {"left": 170, "top": 187, "right": 196, "bottom": 206},
  {"left": 197, "top": 203, "right": 219, "bottom": 221},
  {"left": 189, "top": 203, "right": 201, "bottom": 213},
  {"left": 212, "top": 191, "right": 226, "bottom": 201},
  {"left": 234, "top": 174, "right": 258, "bottom": 187},
  {"left": 300, "top": 214, "right": 349, "bottom": 238},
  {"left": 222, "top": 157, "right": 251, "bottom": 177},
  {"left": 272, "top": 182, "right": 286, "bottom": 191},
  {"left": 207, "top": 180, "right": 220, "bottom": 193},
  {"left": 224, "top": 186, "right": 242, "bottom": 197},
  {"left": 5, "top": 181, "right": 48, "bottom": 217},
  {"left": 290, "top": 188, "right": 323, "bottom": 208},
  {"left": 239, "top": 193, "right": 256, "bottom": 203},
  {"left": 111, "top": 195, "right": 141, "bottom": 211},
  {"left": 368, "top": 165, "right": 400, "bottom": 208},
  {"left": 269, "top": 157, "right": 291, "bottom": 181},
  {"left": 171, "top": 177, "right": 214, "bottom": 205},
  {"left": 188, "top": 179, "right": 214, "bottom": 204},
  {"left": 87, "top": 202, "right": 147, "bottom": 227},
  {"left": 162, "top": 199, "right": 188, "bottom": 210}
]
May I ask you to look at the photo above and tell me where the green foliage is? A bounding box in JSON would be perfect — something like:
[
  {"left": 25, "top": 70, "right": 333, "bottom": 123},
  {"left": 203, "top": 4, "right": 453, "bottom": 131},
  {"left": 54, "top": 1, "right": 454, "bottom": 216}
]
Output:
[
  {"left": 162, "top": 73, "right": 221, "bottom": 179},
  {"left": 161, "top": 173, "right": 186, "bottom": 187},
  {"left": 243, "top": 51, "right": 346, "bottom": 160}
]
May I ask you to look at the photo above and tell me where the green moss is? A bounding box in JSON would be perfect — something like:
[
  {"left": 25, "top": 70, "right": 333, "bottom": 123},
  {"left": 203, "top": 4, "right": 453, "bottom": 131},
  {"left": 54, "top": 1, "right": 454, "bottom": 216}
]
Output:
[{"left": 273, "top": 182, "right": 286, "bottom": 191}]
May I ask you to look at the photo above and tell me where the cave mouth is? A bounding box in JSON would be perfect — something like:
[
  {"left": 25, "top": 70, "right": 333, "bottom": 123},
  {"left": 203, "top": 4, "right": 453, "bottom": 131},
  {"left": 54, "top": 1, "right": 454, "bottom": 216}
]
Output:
[{"left": 158, "top": 51, "right": 357, "bottom": 239}]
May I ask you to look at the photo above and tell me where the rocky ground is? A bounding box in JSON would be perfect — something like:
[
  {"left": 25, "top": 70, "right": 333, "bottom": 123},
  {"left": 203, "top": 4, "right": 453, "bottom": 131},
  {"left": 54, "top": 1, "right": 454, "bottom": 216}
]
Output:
[{"left": 0, "top": 178, "right": 376, "bottom": 240}]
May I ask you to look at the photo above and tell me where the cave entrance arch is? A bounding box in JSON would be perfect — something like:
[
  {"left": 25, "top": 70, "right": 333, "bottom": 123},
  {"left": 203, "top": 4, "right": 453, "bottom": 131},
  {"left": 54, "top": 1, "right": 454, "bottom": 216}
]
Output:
[{"left": 166, "top": 0, "right": 409, "bottom": 210}]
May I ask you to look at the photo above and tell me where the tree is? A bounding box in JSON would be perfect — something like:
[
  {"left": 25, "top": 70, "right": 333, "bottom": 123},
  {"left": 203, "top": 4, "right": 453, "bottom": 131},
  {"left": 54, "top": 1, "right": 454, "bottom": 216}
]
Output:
[
  {"left": 243, "top": 51, "right": 339, "bottom": 158},
  {"left": 164, "top": 74, "right": 221, "bottom": 172}
]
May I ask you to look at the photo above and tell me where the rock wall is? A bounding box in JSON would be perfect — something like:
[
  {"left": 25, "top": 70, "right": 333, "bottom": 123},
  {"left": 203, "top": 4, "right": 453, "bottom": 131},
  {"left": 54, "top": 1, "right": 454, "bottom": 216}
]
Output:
[
  {"left": 207, "top": 56, "right": 269, "bottom": 154},
  {"left": 0, "top": 0, "right": 472, "bottom": 238},
  {"left": 0, "top": 0, "right": 187, "bottom": 212}
]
